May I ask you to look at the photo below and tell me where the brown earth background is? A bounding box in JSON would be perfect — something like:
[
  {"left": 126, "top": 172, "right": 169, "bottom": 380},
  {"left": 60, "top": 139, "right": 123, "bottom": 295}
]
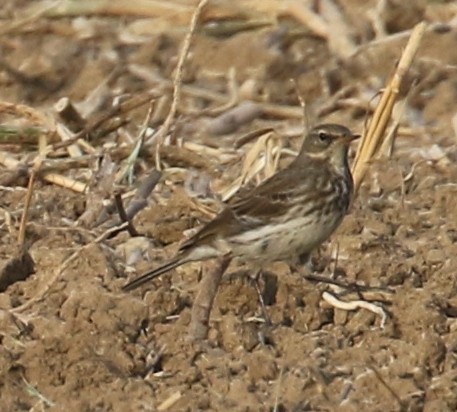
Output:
[{"left": 1, "top": 1, "right": 457, "bottom": 411}]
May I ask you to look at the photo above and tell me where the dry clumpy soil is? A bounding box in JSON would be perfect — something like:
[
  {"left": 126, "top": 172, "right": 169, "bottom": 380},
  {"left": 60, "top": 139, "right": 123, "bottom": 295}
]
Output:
[{"left": 1, "top": 1, "right": 457, "bottom": 411}]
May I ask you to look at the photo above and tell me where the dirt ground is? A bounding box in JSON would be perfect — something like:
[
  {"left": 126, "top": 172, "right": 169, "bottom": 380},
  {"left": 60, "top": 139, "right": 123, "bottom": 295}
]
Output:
[{"left": 1, "top": 1, "right": 457, "bottom": 411}]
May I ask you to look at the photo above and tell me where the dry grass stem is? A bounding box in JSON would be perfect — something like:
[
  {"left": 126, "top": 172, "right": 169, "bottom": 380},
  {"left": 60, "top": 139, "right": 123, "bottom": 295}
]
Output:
[
  {"left": 351, "top": 21, "right": 427, "bottom": 192},
  {"left": 235, "top": 127, "right": 276, "bottom": 149},
  {"left": 115, "top": 100, "right": 155, "bottom": 184},
  {"left": 22, "top": 376, "right": 55, "bottom": 408},
  {"left": 154, "top": 0, "right": 209, "bottom": 169},
  {"left": 319, "top": 0, "right": 356, "bottom": 58},
  {"left": 0, "top": 150, "right": 86, "bottom": 193},
  {"left": 27, "top": 0, "right": 190, "bottom": 19},
  {"left": 0, "top": 101, "right": 53, "bottom": 128},
  {"left": 52, "top": 92, "right": 156, "bottom": 151},
  {"left": 222, "top": 130, "right": 281, "bottom": 201},
  {"left": 17, "top": 158, "right": 42, "bottom": 249},
  {"left": 262, "top": 103, "right": 304, "bottom": 119},
  {"left": 352, "top": 21, "right": 457, "bottom": 58},
  {"left": 55, "top": 123, "right": 83, "bottom": 158},
  {"left": 304, "top": 273, "right": 394, "bottom": 296},
  {"left": 200, "top": 19, "right": 273, "bottom": 38},
  {"left": 157, "top": 391, "right": 183, "bottom": 411},
  {"left": 273, "top": 367, "right": 285, "bottom": 412}
]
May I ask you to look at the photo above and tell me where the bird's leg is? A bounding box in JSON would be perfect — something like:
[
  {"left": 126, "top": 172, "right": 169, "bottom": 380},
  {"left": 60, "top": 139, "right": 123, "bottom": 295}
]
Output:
[
  {"left": 250, "top": 269, "right": 272, "bottom": 326},
  {"left": 189, "top": 255, "right": 231, "bottom": 341},
  {"left": 290, "top": 252, "right": 313, "bottom": 278}
]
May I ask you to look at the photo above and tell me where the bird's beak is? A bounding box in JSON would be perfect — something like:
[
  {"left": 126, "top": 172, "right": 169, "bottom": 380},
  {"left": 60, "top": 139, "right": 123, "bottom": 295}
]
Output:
[{"left": 342, "top": 133, "right": 361, "bottom": 143}]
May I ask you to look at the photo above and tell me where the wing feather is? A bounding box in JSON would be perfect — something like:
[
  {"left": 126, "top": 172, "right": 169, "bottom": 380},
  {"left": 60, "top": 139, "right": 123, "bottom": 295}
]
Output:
[{"left": 179, "top": 156, "right": 329, "bottom": 252}]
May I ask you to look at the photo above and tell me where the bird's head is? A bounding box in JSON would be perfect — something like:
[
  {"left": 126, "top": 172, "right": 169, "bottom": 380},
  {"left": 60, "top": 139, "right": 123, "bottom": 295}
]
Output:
[{"left": 299, "top": 123, "right": 360, "bottom": 167}]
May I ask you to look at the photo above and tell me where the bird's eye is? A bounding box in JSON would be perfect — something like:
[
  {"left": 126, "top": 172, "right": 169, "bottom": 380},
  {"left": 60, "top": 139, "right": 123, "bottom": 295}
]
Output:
[{"left": 318, "top": 131, "right": 330, "bottom": 143}]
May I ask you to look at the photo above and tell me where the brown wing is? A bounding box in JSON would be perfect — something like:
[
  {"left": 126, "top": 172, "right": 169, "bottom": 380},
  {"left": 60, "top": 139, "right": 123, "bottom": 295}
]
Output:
[
  {"left": 228, "top": 173, "right": 295, "bottom": 219},
  {"left": 228, "top": 158, "right": 321, "bottom": 219},
  {"left": 179, "top": 157, "right": 322, "bottom": 252},
  {"left": 178, "top": 207, "right": 243, "bottom": 252}
]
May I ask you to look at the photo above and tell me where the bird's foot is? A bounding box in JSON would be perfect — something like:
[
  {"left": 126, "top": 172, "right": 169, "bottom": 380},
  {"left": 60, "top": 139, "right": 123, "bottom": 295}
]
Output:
[{"left": 250, "top": 274, "right": 272, "bottom": 326}]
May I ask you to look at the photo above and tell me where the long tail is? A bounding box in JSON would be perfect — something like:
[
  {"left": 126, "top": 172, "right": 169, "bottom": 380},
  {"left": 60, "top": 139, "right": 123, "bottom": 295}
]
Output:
[{"left": 122, "top": 258, "right": 186, "bottom": 292}]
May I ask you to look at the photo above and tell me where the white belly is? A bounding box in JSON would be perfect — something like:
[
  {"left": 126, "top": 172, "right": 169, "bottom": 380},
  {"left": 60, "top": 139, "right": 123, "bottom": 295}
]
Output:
[{"left": 228, "top": 213, "right": 342, "bottom": 263}]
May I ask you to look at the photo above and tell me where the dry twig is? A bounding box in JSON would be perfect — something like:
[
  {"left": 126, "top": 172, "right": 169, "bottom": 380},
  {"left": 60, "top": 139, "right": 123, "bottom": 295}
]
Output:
[
  {"left": 0, "top": 151, "right": 86, "bottom": 193},
  {"left": 154, "top": 0, "right": 209, "bottom": 169},
  {"left": 17, "top": 157, "right": 43, "bottom": 249},
  {"left": 114, "top": 193, "right": 139, "bottom": 237},
  {"left": 351, "top": 22, "right": 427, "bottom": 192},
  {"left": 157, "top": 391, "right": 183, "bottom": 411}
]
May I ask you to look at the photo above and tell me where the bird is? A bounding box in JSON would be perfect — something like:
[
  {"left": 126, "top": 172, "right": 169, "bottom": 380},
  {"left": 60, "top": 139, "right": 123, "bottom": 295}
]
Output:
[{"left": 123, "top": 123, "right": 360, "bottom": 292}]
